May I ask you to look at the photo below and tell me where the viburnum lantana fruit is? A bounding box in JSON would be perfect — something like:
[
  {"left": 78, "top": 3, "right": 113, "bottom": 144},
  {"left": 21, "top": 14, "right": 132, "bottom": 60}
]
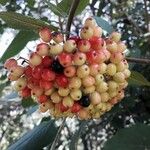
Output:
[{"left": 4, "top": 17, "right": 130, "bottom": 120}]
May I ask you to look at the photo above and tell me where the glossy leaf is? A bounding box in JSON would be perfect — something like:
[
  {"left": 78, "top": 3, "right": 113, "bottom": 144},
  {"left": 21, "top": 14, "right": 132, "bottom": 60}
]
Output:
[
  {"left": 128, "top": 71, "right": 150, "bottom": 86},
  {"left": 0, "top": 11, "right": 58, "bottom": 31},
  {"left": 94, "top": 16, "right": 114, "bottom": 34},
  {"left": 0, "top": 30, "right": 37, "bottom": 62},
  {"left": 8, "top": 120, "right": 58, "bottom": 150},
  {"left": 103, "top": 124, "right": 150, "bottom": 150},
  {"left": 57, "top": 0, "right": 89, "bottom": 16},
  {"left": 21, "top": 97, "right": 37, "bottom": 108}
]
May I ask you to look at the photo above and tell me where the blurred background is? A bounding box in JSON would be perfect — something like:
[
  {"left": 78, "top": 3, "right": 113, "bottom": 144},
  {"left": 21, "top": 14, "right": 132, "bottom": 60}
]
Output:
[{"left": 0, "top": 0, "right": 150, "bottom": 150}]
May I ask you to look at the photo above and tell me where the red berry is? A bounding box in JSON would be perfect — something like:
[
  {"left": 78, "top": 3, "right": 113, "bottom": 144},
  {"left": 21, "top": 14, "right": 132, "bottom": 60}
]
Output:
[
  {"left": 32, "top": 66, "right": 42, "bottom": 79},
  {"left": 69, "top": 36, "right": 81, "bottom": 44},
  {"left": 86, "top": 50, "right": 100, "bottom": 64},
  {"left": 42, "top": 56, "right": 53, "bottom": 67},
  {"left": 56, "top": 75, "right": 69, "bottom": 87},
  {"left": 40, "top": 80, "right": 53, "bottom": 90},
  {"left": 71, "top": 103, "right": 81, "bottom": 113},
  {"left": 89, "top": 37, "right": 103, "bottom": 50},
  {"left": 27, "top": 77, "right": 39, "bottom": 89},
  {"left": 58, "top": 52, "right": 72, "bottom": 67},
  {"left": 38, "top": 95, "right": 48, "bottom": 103},
  {"left": 39, "top": 27, "right": 51, "bottom": 42},
  {"left": 31, "top": 86, "right": 44, "bottom": 97},
  {"left": 56, "top": 102, "right": 69, "bottom": 112},
  {"left": 21, "top": 87, "right": 31, "bottom": 98},
  {"left": 41, "top": 69, "right": 55, "bottom": 81},
  {"left": 24, "top": 66, "right": 32, "bottom": 77}
]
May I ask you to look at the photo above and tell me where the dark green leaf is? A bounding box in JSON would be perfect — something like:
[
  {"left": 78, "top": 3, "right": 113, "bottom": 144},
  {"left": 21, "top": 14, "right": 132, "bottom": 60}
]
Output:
[
  {"left": 97, "top": 0, "right": 107, "bottom": 16},
  {"left": 69, "top": 121, "right": 87, "bottom": 150},
  {"left": 27, "top": 0, "right": 35, "bottom": 7},
  {"left": 21, "top": 97, "right": 37, "bottom": 108},
  {"left": 0, "top": 30, "right": 37, "bottom": 62},
  {"left": 8, "top": 120, "right": 58, "bottom": 150},
  {"left": 57, "top": 0, "right": 89, "bottom": 16},
  {"left": 103, "top": 124, "right": 150, "bottom": 150},
  {"left": 0, "top": 0, "right": 9, "bottom": 5},
  {"left": 45, "top": 1, "right": 67, "bottom": 17},
  {"left": 0, "top": 11, "right": 58, "bottom": 31},
  {"left": 94, "top": 16, "right": 114, "bottom": 34},
  {"left": 128, "top": 71, "right": 150, "bottom": 86}
]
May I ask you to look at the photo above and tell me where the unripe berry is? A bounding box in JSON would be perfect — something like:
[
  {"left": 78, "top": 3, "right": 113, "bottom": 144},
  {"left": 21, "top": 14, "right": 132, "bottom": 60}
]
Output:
[
  {"left": 58, "top": 52, "right": 72, "bottom": 67},
  {"left": 95, "top": 74, "right": 104, "bottom": 84},
  {"left": 89, "top": 37, "right": 103, "bottom": 50},
  {"left": 4, "top": 58, "right": 17, "bottom": 70},
  {"left": 29, "top": 52, "right": 42, "bottom": 66},
  {"left": 64, "top": 66, "right": 76, "bottom": 77},
  {"left": 116, "top": 61, "right": 126, "bottom": 72},
  {"left": 90, "top": 91, "right": 101, "bottom": 105},
  {"left": 106, "top": 41, "right": 118, "bottom": 53},
  {"left": 108, "top": 81, "right": 118, "bottom": 91},
  {"left": 101, "top": 92, "right": 110, "bottom": 102},
  {"left": 52, "top": 32, "right": 64, "bottom": 43},
  {"left": 70, "top": 89, "right": 82, "bottom": 100},
  {"left": 14, "top": 77, "right": 27, "bottom": 91},
  {"left": 78, "top": 109, "right": 89, "bottom": 120},
  {"left": 83, "top": 85, "right": 95, "bottom": 94},
  {"left": 93, "top": 26, "right": 103, "bottom": 37},
  {"left": 31, "top": 86, "right": 44, "bottom": 97},
  {"left": 106, "top": 63, "right": 117, "bottom": 76},
  {"left": 77, "top": 64, "right": 90, "bottom": 78},
  {"left": 58, "top": 87, "right": 70, "bottom": 97},
  {"left": 69, "top": 77, "right": 81, "bottom": 89},
  {"left": 113, "top": 72, "right": 125, "bottom": 83},
  {"left": 98, "top": 63, "right": 107, "bottom": 74},
  {"left": 82, "top": 75, "right": 95, "bottom": 87},
  {"left": 36, "top": 43, "right": 49, "bottom": 56},
  {"left": 123, "top": 69, "right": 131, "bottom": 78},
  {"left": 51, "top": 92, "right": 61, "bottom": 103},
  {"left": 119, "top": 81, "right": 128, "bottom": 89},
  {"left": 96, "top": 81, "right": 108, "bottom": 93},
  {"left": 63, "top": 40, "right": 76, "bottom": 53},
  {"left": 50, "top": 43, "right": 63, "bottom": 55},
  {"left": 89, "top": 64, "right": 99, "bottom": 76},
  {"left": 73, "top": 52, "right": 86, "bottom": 66},
  {"left": 110, "top": 32, "right": 121, "bottom": 42},
  {"left": 38, "top": 95, "right": 48, "bottom": 103},
  {"left": 62, "top": 96, "right": 74, "bottom": 107},
  {"left": 117, "top": 42, "right": 127, "bottom": 52},
  {"left": 39, "top": 27, "right": 51, "bottom": 42},
  {"left": 110, "top": 52, "right": 124, "bottom": 64},
  {"left": 84, "top": 17, "right": 96, "bottom": 28},
  {"left": 80, "top": 26, "right": 94, "bottom": 39},
  {"left": 78, "top": 40, "right": 91, "bottom": 52}
]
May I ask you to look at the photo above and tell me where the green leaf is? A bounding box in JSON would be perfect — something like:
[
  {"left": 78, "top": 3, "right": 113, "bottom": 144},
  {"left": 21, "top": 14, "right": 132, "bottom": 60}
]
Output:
[
  {"left": 128, "top": 71, "right": 150, "bottom": 86},
  {"left": 27, "top": 0, "right": 35, "bottom": 7},
  {"left": 0, "top": 11, "right": 58, "bottom": 31},
  {"left": 0, "top": 0, "right": 9, "bottom": 5},
  {"left": 94, "top": 16, "right": 114, "bottom": 34},
  {"left": 21, "top": 97, "right": 37, "bottom": 108},
  {"left": 57, "top": 0, "right": 89, "bottom": 16},
  {"left": 69, "top": 121, "right": 87, "bottom": 150},
  {"left": 0, "top": 30, "right": 37, "bottom": 62},
  {"left": 45, "top": 1, "right": 67, "bottom": 17},
  {"left": 8, "top": 120, "right": 58, "bottom": 150},
  {"left": 103, "top": 124, "right": 150, "bottom": 150}
]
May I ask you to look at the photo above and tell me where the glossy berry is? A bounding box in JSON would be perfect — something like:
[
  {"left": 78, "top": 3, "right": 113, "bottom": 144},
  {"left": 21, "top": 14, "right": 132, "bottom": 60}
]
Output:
[
  {"left": 51, "top": 59, "right": 64, "bottom": 74},
  {"left": 69, "top": 77, "right": 81, "bottom": 89},
  {"left": 51, "top": 92, "right": 61, "bottom": 103},
  {"left": 63, "top": 40, "right": 76, "bottom": 53},
  {"left": 110, "top": 52, "right": 124, "bottom": 64},
  {"left": 73, "top": 52, "right": 86, "bottom": 66},
  {"left": 82, "top": 75, "right": 95, "bottom": 87},
  {"left": 32, "top": 66, "right": 42, "bottom": 79},
  {"left": 57, "top": 102, "right": 69, "bottom": 112},
  {"left": 90, "top": 91, "right": 101, "bottom": 105},
  {"left": 56, "top": 75, "right": 69, "bottom": 88},
  {"left": 117, "top": 42, "right": 127, "bottom": 52},
  {"left": 14, "top": 77, "right": 27, "bottom": 91},
  {"left": 69, "top": 36, "right": 81, "bottom": 44},
  {"left": 64, "top": 66, "right": 76, "bottom": 77},
  {"left": 42, "top": 56, "right": 53, "bottom": 67},
  {"left": 31, "top": 86, "right": 44, "bottom": 97},
  {"left": 24, "top": 66, "right": 32, "bottom": 77},
  {"left": 20, "top": 87, "right": 31, "bottom": 98},
  {"left": 89, "top": 64, "right": 99, "bottom": 76},
  {"left": 39, "top": 27, "right": 51, "bottom": 42},
  {"left": 78, "top": 40, "right": 91, "bottom": 52},
  {"left": 70, "top": 89, "right": 82, "bottom": 100},
  {"left": 62, "top": 96, "right": 74, "bottom": 107},
  {"left": 110, "top": 32, "right": 121, "bottom": 42},
  {"left": 4, "top": 58, "right": 17, "bottom": 70},
  {"left": 79, "top": 95, "right": 90, "bottom": 107},
  {"left": 89, "top": 37, "right": 103, "bottom": 50},
  {"left": 52, "top": 32, "right": 64, "bottom": 43},
  {"left": 84, "top": 17, "right": 96, "bottom": 28},
  {"left": 36, "top": 43, "right": 49, "bottom": 56},
  {"left": 8, "top": 73, "right": 19, "bottom": 81},
  {"left": 71, "top": 103, "right": 81, "bottom": 113},
  {"left": 29, "top": 52, "right": 42, "bottom": 66},
  {"left": 77, "top": 64, "right": 90, "bottom": 78},
  {"left": 58, "top": 52, "right": 72, "bottom": 67},
  {"left": 38, "top": 95, "right": 48, "bottom": 103},
  {"left": 93, "top": 26, "right": 103, "bottom": 37},
  {"left": 80, "top": 26, "right": 94, "bottom": 40},
  {"left": 106, "top": 41, "right": 118, "bottom": 53},
  {"left": 40, "top": 80, "right": 53, "bottom": 90},
  {"left": 58, "top": 87, "right": 70, "bottom": 97},
  {"left": 11, "top": 65, "right": 24, "bottom": 77},
  {"left": 41, "top": 69, "right": 55, "bottom": 81},
  {"left": 50, "top": 43, "right": 63, "bottom": 55}
]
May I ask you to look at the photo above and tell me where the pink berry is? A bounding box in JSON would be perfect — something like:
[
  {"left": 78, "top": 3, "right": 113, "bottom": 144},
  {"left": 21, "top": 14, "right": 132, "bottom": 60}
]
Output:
[
  {"left": 29, "top": 52, "right": 42, "bottom": 66},
  {"left": 52, "top": 32, "right": 64, "bottom": 43},
  {"left": 10, "top": 65, "right": 24, "bottom": 77},
  {"left": 110, "top": 52, "right": 124, "bottom": 64},
  {"left": 42, "top": 56, "right": 53, "bottom": 67},
  {"left": 36, "top": 43, "right": 49, "bottom": 56},
  {"left": 69, "top": 36, "right": 81, "bottom": 44},
  {"left": 39, "top": 27, "right": 51, "bottom": 42},
  {"left": 102, "top": 49, "right": 111, "bottom": 61},
  {"left": 58, "top": 52, "right": 72, "bottom": 67},
  {"left": 64, "top": 66, "right": 76, "bottom": 77},
  {"left": 32, "top": 65, "right": 43, "bottom": 79},
  {"left": 56, "top": 75, "right": 69, "bottom": 88},
  {"left": 89, "top": 37, "right": 103, "bottom": 50},
  {"left": 24, "top": 66, "right": 32, "bottom": 77},
  {"left": 89, "top": 63, "right": 99, "bottom": 76},
  {"left": 93, "top": 26, "right": 103, "bottom": 37},
  {"left": 27, "top": 77, "right": 39, "bottom": 89},
  {"left": 40, "top": 80, "right": 53, "bottom": 90},
  {"left": 41, "top": 69, "right": 55, "bottom": 81},
  {"left": 4, "top": 58, "right": 17, "bottom": 70},
  {"left": 78, "top": 40, "right": 91, "bottom": 52}
]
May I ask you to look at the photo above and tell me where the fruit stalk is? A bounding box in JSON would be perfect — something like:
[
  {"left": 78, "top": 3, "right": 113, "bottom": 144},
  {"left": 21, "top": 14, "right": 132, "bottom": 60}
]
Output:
[
  {"left": 126, "top": 57, "right": 150, "bottom": 64},
  {"left": 66, "top": 0, "right": 80, "bottom": 39}
]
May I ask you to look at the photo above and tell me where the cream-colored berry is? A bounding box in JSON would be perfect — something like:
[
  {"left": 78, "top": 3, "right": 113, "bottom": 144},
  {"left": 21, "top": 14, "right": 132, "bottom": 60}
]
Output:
[
  {"left": 69, "top": 77, "right": 81, "bottom": 89},
  {"left": 117, "top": 42, "right": 127, "bottom": 52},
  {"left": 116, "top": 61, "right": 126, "bottom": 72},
  {"left": 83, "top": 85, "right": 95, "bottom": 94},
  {"left": 95, "top": 74, "right": 104, "bottom": 85},
  {"left": 64, "top": 40, "right": 76, "bottom": 53},
  {"left": 45, "top": 88, "right": 55, "bottom": 96},
  {"left": 96, "top": 82, "right": 108, "bottom": 93},
  {"left": 108, "top": 90, "right": 118, "bottom": 98},
  {"left": 73, "top": 52, "right": 86, "bottom": 66},
  {"left": 101, "top": 92, "right": 110, "bottom": 102},
  {"left": 93, "top": 26, "right": 103, "bottom": 37},
  {"left": 62, "top": 96, "right": 74, "bottom": 107},
  {"left": 108, "top": 81, "right": 118, "bottom": 91},
  {"left": 51, "top": 92, "right": 61, "bottom": 103},
  {"left": 77, "top": 65, "right": 90, "bottom": 78},
  {"left": 58, "top": 87, "right": 70, "bottom": 97},
  {"left": 110, "top": 32, "right": 121, "bottom": 42},
  {"left": 106, "top": 63, "right": 117, "bottom": 76},
  {"left": 80, "top": 26, "right": 94, "bottom": 39},
  {"left": 90, "top": 91, "right": 101, "bottom": 105},
  {"left": 84, "top": 17, "right": 96, "bottom": 28},
  {"left": 14, "top": 77, "right": 27, "bottom": 91},
  {"left": 49, "top": 43, "right": 63, "bottom": 55},
  {"left": 89, "top": 64, "right": 99, "bottom": 76},
  {"left": 98, "top": 63, "right": 107, "bottom": 74},
  {"left": 113, "top": 72, "right": 125, "bottom": 83},
  {"left": 123, "top": 69, "right": 131, "bottom": 78},
  {"left": 82, "top": 75, "right": 95, "bottom": 87},
  {"left": 70, "top": 89, "right": 82, "bottom": 100}
]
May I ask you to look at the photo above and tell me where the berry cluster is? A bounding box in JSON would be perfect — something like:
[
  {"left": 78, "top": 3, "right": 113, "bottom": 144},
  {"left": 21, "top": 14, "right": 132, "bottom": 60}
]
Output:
[{"left": 4, "top": 17, "right": 130, "bottom": 119}]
